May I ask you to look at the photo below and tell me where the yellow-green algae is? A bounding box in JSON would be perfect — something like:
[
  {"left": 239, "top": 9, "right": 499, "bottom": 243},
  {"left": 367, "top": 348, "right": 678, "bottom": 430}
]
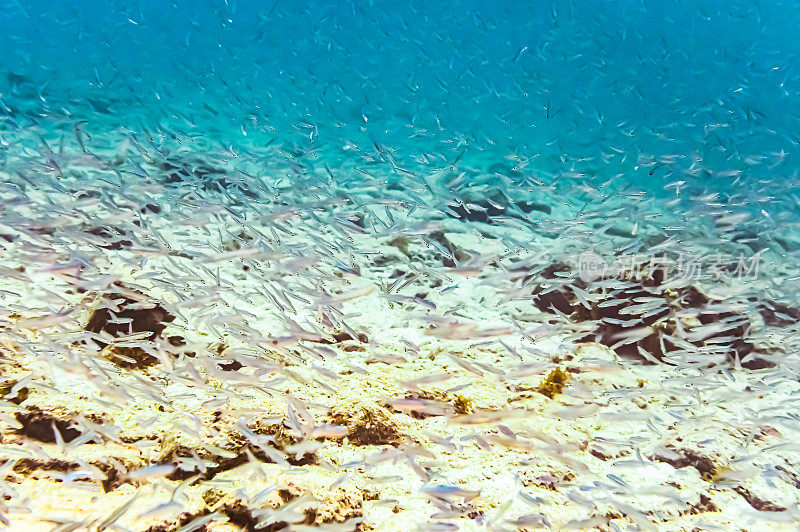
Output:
[{"left": 535, "top": 367, "right": 570, "bottom": 399}]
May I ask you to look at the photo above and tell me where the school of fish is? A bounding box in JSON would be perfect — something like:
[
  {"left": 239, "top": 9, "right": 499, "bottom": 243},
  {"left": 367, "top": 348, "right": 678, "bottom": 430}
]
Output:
[{"left": 1, "top": 0, "right": 800, "bottom": 530}]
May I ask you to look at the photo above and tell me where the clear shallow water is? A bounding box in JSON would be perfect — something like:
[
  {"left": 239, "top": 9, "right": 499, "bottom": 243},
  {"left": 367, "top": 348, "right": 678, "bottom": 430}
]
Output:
[
  {"left": 3, "top": 0, "right": 800, "bottom": 194},
  {"left": 3, "top": 2, "right": 800, "bottom": 530}
]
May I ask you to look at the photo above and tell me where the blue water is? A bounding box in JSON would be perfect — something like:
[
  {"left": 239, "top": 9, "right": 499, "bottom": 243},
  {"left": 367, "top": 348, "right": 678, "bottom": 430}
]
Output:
[
  {"left": 4, "top": 4, "right": 800, "bottom": 527},
  {"left": 3, "top": 0, "right": 800, "bottom": 196}
]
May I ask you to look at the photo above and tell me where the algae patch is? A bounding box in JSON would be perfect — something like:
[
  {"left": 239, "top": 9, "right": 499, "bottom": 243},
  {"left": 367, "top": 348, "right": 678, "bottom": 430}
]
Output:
[
  {"left": 330, "top": 406, "right": 404, "bottom": 446},
  {"left": 453, "top": 394, "right": 474, "bottom": 414},
  {"left": 535, "top": 367, "right": 570, "bottom": 399}
]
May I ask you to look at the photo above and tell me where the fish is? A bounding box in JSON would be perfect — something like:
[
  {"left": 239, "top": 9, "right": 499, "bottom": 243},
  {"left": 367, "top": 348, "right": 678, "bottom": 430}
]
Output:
[
  {"left": 420, "top": 484, "right": 481, "bottom": 502},
  {"left": 123, "top": 463, "right": 177, "bottom": 481},
  {"left": 1, "top": 5, "right": 799, "bottom": 530}
]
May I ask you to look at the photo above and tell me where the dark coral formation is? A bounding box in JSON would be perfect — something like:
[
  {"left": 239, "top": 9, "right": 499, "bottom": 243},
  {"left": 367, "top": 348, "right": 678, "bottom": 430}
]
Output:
[
  {"left": 86, "top": 283, "right": 175, "bottom": 349},
  {"left": 530, "top": 261, "right": 792, "bottom": 369}
]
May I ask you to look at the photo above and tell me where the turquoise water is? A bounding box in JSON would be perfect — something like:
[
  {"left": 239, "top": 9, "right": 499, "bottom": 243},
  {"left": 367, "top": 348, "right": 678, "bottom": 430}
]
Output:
[
  {"left": 4, "top": 3, "right": 800, "bottom": 529},
  {"left": 3, "top": 0, "right": 800, "bottom": 195}
]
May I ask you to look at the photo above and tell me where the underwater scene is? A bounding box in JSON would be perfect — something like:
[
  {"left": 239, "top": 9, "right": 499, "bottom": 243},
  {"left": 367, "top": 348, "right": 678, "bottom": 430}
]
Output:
[{"left": 1, "top": 0, "right": 800, "bottom": 530}]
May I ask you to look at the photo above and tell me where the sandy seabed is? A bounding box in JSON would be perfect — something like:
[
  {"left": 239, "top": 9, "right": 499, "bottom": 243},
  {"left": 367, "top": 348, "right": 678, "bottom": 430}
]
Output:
[{"left": 1, "top": 126, "right": 800, "bottom": 532}]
